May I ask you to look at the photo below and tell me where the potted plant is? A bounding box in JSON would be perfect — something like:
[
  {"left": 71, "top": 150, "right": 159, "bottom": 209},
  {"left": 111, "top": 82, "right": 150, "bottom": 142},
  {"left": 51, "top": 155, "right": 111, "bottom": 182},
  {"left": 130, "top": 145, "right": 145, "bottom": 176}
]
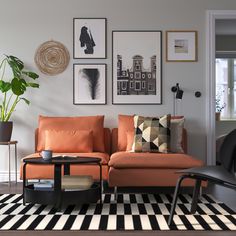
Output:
[
  {"left": 215, "top": 89, "right": 226, "bottom": 121},
  {"left": 0, "top": 55, "right": 39, "bottom": 142}
]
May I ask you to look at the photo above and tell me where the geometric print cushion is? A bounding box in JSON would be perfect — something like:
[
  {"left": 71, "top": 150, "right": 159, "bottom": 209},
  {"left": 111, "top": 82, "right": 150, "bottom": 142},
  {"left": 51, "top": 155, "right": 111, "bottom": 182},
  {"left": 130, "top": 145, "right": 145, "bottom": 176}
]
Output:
[{"left": 132, "top": 114, "right": 171, "bottom": 153}]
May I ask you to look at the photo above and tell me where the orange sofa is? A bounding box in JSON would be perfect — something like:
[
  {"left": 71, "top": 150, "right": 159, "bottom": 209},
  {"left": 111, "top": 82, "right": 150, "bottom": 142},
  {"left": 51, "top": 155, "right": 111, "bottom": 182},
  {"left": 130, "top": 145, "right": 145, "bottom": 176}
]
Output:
[
  {"left": 20, "top": 115, "right": 111, "bottom": 181},
  {"left": 20, "top": 115, "right": 204, "bottom": 191},
  {"left": 108, "top": 115, "right": 204, "bottom": 189}
]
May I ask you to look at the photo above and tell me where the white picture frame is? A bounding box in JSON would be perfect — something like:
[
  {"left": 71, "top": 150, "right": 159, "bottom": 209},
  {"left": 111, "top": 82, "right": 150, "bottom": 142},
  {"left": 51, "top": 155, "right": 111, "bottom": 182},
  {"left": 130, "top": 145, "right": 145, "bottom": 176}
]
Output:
[
  {"left": 166, "top": 31, "right": 198, "bottom": 62},
  {"left": 73, "top": 18, "right": 107, "bottom": 59},
  {"left": 73, "top": 64, "right": 107, "bottom": 105}
]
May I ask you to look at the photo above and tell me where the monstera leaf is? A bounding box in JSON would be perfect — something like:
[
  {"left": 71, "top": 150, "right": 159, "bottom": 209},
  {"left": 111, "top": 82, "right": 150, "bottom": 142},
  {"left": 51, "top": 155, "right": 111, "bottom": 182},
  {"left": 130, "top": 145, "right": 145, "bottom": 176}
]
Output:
[{"left": 11, "top": 78, "right": 27, "bottom": 95}]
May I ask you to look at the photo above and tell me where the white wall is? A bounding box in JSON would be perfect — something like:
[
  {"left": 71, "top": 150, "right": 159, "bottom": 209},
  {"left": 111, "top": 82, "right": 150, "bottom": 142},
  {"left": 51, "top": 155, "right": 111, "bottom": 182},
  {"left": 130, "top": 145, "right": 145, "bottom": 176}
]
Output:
[{"left": 1, "top": 0, "right": 236, "bottom": 181}]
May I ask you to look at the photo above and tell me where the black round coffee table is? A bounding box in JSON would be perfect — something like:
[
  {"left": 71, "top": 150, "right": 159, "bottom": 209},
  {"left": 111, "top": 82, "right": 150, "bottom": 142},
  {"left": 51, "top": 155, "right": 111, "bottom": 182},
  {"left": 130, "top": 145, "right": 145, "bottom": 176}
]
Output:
[{"left": 23, "top": 156, "right": 102, "bottom": 208}]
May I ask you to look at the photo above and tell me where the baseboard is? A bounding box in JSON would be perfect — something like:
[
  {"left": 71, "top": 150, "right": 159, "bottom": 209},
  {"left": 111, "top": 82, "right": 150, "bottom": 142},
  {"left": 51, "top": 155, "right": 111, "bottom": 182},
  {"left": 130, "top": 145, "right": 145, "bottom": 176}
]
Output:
[{"left": 0, "top": 171, "right": 20, "bottom": 182}]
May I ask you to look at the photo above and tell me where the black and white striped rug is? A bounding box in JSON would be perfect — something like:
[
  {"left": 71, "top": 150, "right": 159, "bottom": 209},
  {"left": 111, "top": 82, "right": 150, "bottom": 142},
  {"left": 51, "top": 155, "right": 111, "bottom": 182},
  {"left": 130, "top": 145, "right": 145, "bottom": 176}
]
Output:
[{"left": 0, "top": 193, "right": 235, "bottom": 230}]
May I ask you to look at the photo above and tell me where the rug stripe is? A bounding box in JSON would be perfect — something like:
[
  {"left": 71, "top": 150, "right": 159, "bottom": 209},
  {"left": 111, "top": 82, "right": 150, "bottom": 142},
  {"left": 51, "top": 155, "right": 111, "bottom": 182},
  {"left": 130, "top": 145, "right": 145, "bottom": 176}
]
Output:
[
  {"left": 0, "top": 215, "right": 24, "bottom": 230},
  {"left": 63, "top": 215, "right": 77, "bottom": 230},
  {"left": 179, "top": 215, "right": 195, "bottom": 230},
  {"left": 117, "top": 203, "right": 124, "bottom": 215},
  {"left": 3, "top": 203, "right": 21, "bottom": 214},
  {"left": 193, "top": 215, "right": 212, "bottom": 230},
  {"left": 80, "top": 215, "right": 92, "bottom": 230},
  {"left": 107, "top": 215, "right": 116, "bottom": 230},
  {"left": 0, "top": 194, "right": 9, "bottom": 201},
  {"left": 0, "top": 194, "right": 12, "bottom": 203},
  {"left": 131, "top": 203, "right": 139, "bottom": 215},
  {"left": 151, "top": 203, "right": 161, "bottom": 214},
  {"left": 173, "top": 215, "right": 187, "bottom": 230},
  {"left": 44, "top": 215, "right": 61, "bottom": 230},
  {"left": 101, "top": 204, "right": 109, "bottom": 215},
  {"left": 33, "top": 205, "right": 47, "bottom": 215},
  {"left": 109, "top": 203, "right": 117, "bottom": 214},
  {"left": 132, "top": 215, "right": 142, "bottom": 230},
  {"left": 12, "top": 195, "right": 23, "bottom": 203},
  {"left": 98, "top": 215, "right": 108, "bottom": 230},
  {"left": 18, "top": 204, "right": 36, "bottom": 214},
  {"left": 35, "top": 215, "right": 54, "bottom": 230},
  {"left": 148, "top": 215, "right": 160, "bottom": 230},
  {"left": 53, "top": 215, "right": 70, "bottom": 230},
  {"left": 185, "top": 215, "right": 204, "bottom": 230},
  {"left": 117, "top": 215, "right": 124, "bottom": 230},
  {"left": 129, "top": 194, "right": 136, "bottom": 203},
  {"left": 0, "top": 215, "right": 15, "bottom": 228},
  {"left": 156, "top": 215, "right": 169, "bottom": 230},
  {"left": 210, "top": 215, "right": 229, "bottom": 230},
  {"left": 88, "top": 215, "right": 101, "bottom": 230},
  {"left": 124, "top": 203, "right": 132, "bottom": 214},
  {"left": 219, "top": 215, "right": 236, "bottom": 230},
  {"left": 219, "top": 203, "right": 236, "bottom": 214},
  {"left": 9, "top": 215, "right": 30, "bottom": 230},
  {"left": 17, "top": 214, "right": 38, "bottom": 230},
  {"left": 26, "top": 215, "right": 45, "bottom": 230},
  {"left": 71, "top": 215, "right": 85, "bottom": 230},
  {"left": 140, "top": 215, "right": 152, "bottom": 230},
  {"left": 138, "top": 204, "right": 147, "bottom": 214},
  {"left": 124, "top": 215, "right": 134, "bottom": 230},
  {"left": 201, "top": 215, "right": 222, "bottom": 230}
]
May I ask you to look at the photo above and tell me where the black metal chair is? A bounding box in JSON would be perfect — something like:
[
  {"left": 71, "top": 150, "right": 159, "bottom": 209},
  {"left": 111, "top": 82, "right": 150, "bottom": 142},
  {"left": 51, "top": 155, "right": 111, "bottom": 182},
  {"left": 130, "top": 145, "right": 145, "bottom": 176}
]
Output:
[{"left": 168, "top": 129, "right": 236, "bottom": 226}]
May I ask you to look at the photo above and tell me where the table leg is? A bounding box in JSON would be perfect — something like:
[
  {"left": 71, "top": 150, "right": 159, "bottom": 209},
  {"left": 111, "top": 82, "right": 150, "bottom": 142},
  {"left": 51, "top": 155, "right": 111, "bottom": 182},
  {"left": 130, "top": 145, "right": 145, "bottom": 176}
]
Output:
[
  {"left": 23, "top": 163, "right": 27, "bottom": 205},
  {"left": 99, "top": 163, "right": 102, "bottom": 204},
  {"left": 15, "top": 143, "right": 17, "bottom": 184},
  {"left": 54, "top": 164, "right": 62, "bottom": 209},
  {"left": 8, "top": 144, "right": 11, "bottom": 185}
]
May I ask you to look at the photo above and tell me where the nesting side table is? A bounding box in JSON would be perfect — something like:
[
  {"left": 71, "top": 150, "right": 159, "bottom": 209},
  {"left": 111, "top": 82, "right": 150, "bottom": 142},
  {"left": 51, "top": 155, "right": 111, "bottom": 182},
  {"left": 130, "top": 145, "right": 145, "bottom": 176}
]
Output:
[{"left": 0, "top": 141, "right": 18, "bottom": 184}]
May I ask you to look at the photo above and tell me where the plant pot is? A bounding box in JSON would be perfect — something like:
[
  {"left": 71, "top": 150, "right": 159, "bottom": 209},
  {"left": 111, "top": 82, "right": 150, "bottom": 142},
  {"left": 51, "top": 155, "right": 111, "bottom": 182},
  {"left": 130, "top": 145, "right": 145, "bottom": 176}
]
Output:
[
  {"left": 0, "top": 121, "right": 13, "bottom": 142},
  {"left": 215, "top": 112, "right": 221, "bottom": 121}
]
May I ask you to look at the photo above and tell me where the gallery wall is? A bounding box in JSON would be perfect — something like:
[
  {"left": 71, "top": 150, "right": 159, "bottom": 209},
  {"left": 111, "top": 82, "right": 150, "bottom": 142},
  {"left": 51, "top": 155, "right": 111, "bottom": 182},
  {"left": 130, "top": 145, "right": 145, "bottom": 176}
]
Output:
[{"left": 1, "top": 0, "right": 236, "bottom": 180}]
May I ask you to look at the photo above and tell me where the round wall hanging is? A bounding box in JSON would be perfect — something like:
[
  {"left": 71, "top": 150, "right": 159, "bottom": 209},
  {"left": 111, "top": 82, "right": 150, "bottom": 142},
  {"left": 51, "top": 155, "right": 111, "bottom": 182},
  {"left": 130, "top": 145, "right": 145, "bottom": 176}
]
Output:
[{"left": 34, "top": 40, "right": 70, "bottom": 75}]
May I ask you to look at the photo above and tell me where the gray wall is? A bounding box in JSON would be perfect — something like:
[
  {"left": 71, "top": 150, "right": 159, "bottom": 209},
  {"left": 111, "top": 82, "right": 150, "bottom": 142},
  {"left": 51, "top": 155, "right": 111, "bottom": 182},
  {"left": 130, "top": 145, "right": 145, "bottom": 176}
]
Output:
[{"left": 1, "top": 0, "right": 236, "bottom": 180}]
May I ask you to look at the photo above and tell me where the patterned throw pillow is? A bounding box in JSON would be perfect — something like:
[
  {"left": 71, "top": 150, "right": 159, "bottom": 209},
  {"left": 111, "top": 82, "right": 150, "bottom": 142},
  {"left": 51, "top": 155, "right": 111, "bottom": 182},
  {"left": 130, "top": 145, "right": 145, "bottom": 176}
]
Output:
[{"left": 132, "top": 114, "right": 171, "bottom": 153}]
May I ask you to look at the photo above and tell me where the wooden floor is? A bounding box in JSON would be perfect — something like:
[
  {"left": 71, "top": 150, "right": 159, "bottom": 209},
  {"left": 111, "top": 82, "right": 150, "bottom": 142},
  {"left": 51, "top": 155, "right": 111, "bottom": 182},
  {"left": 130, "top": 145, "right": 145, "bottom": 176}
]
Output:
[{"left": 0, "top": 182, "right": 235, "bottom": 236}]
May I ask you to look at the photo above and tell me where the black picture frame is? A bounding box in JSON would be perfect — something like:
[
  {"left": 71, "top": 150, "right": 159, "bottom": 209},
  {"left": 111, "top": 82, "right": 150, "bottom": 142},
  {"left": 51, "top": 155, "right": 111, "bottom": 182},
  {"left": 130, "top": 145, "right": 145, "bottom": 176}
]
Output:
[
  {"left": 73, "top": 63, "right": 107, "bottom": 105},
  {"left": 73, "top": 18, "right": 107, "bottom": 59},
  {"left": 112, "top": 30, "right": 162, "bottom": 105}
]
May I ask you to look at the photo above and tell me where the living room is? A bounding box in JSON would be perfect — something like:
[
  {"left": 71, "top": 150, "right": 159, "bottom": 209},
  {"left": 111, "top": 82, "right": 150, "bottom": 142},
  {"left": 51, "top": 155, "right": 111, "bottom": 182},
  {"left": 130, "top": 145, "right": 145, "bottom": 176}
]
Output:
[{"left": 0, "top": 0, "right": 236, "bottom": 235}]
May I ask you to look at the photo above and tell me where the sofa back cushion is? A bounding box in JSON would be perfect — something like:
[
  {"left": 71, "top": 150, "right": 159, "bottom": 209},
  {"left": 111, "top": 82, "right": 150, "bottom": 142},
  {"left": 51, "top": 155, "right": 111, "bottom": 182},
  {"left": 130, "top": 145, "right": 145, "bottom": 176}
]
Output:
[
  {"left": 36, "top": 115, "right": 105, "bottom": 152},
  {"left": 118, "top": 114, "right": 134, "bottom": 151},
  {"left": 45, "top": 130, "right": 93, "bottom": 153}
]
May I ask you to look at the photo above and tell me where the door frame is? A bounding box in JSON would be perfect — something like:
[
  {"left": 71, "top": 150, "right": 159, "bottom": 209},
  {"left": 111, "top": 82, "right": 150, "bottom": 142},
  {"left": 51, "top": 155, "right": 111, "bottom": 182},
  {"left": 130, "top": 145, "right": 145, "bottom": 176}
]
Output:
[{"left": 206, "top": 10, "right": 236, "bottom": 165}]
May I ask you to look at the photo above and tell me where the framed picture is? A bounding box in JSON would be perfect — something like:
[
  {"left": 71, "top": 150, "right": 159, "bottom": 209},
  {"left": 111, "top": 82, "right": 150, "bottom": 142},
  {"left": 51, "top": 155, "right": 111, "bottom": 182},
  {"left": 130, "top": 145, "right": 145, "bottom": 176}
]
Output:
[
  {"left": 73, "top": 18, "right": 107, "bottom": 59},
  {"left": 112, "top": 31, "right": 162, "bottom": 105},
  {"left": 166, "top": 31, "right": 198, "bottom": 62},
  {"left": 73, "top": 64, "right": 106, "bottom": 105}
]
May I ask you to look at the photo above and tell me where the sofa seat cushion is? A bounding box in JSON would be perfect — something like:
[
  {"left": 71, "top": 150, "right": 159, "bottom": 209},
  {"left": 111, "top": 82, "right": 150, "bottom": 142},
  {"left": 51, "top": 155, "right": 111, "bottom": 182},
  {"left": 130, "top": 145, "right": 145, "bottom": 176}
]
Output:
[
  {"left": 109, "top": 152, "right": 204, "bottom": 169},
  {"left": 22, "top": 152, "right": 110, "bottom": 165}
]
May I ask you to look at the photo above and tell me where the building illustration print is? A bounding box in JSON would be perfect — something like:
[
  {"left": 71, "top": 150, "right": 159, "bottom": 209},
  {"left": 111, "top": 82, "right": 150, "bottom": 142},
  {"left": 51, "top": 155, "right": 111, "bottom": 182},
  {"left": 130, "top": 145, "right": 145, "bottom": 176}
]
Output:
[
  {"left": 117, "top": 55, "right": 156, "bottom": 95},
  {"left": 112, "top": 31, "right": 162, "bottom": 104}
]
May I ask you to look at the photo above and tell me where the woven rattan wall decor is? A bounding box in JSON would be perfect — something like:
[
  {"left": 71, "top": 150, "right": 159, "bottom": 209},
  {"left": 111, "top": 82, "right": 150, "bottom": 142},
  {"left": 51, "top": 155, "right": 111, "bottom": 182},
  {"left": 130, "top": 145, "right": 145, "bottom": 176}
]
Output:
[{"left": 34, "top": 40, "right": 70, "bottom": 75}]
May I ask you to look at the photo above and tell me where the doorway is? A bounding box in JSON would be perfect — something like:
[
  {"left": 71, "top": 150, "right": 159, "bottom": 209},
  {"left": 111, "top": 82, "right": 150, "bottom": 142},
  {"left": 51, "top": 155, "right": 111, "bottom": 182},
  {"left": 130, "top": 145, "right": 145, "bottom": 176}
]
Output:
[{"left": 206, "top": 10, "right": 236, "bottom": 165}]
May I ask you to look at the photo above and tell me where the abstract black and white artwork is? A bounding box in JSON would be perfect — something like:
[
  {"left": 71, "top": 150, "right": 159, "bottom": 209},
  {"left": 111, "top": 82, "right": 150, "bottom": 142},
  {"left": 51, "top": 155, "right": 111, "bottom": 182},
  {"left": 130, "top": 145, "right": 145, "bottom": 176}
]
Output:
[
  {"left": 112, "top": 31, "right": 162, "bottom": 104},
  {"left": 73, "top": 18, "right": 107, "bottom": 59},
  {"left": 73, "top": 64, "right": 106, "bottom": 104}
]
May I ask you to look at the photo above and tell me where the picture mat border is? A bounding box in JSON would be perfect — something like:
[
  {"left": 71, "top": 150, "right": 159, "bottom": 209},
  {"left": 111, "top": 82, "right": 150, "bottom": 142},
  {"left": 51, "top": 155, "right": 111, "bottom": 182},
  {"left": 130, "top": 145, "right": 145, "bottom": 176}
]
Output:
[
  {"left": 73, "top": 17, "right": 107, "bottom": 59},
  {"left": 73, "top": 63, "right": 107, "bottom": 105},
  {"left": 112, "top": 30, "right": 162, "bottom": 105},
  {"left": 166, "top": 30, "right": 198, "bottom": 62}
]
